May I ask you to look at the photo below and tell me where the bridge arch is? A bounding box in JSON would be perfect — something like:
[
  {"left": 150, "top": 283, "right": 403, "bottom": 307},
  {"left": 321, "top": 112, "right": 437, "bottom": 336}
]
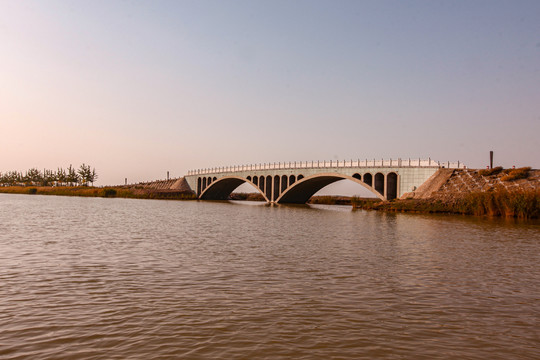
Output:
[
  {"left": 199, "top": 176, "right": 270, "bottom": 202},
  {"left": 276, "top": 173, "right": 385, "bottom": 204}
]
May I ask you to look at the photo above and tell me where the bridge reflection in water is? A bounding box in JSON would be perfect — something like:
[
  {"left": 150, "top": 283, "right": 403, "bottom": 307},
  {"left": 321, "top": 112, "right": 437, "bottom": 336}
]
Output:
[{"left": 185, "top": 158, "right": 465, "bottom": 204}]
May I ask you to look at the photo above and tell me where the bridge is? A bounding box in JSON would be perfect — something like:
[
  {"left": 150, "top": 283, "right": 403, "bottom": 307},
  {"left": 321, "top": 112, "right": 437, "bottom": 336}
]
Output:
[{"left": 184, "top": 158, "right": 465, "bottom": 204}]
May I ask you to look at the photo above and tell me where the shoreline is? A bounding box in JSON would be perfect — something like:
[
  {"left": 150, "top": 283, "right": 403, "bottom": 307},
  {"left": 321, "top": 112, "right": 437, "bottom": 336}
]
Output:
[
  {"left": 1, "top": 186, "right": 538, "bottom": 219},
  {"left": 351, "top": 189, "right": 539, "bottom": 219},
  {"left": 0, "top": 186, "right": 197, "bottom": 200}
]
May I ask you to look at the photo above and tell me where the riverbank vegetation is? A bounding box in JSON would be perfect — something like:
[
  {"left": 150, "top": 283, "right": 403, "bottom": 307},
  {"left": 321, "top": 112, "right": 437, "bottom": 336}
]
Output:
[
  {"left": 352, "top": 188, "right": 540, "bottom": 219},
  {"left": 0, "top": 186, "right": 197, "bottom": 200},
  {"left": 308, "top": 196, "right": 366, "bottom": 205},
  {"left": 478, "top": 166, "right": 504, "bottom": 176},
  {"left": 478, "top": 166, "right": 531, "bottom": 181},
  {"left": 0, "top": 164, "right": 98, "bottom": 187},
  {"left": 501, "top": 167, "right": 531, "bottom": 181},
  {"left": 229, "top": 192, "right": 266, "bottom": 201}
]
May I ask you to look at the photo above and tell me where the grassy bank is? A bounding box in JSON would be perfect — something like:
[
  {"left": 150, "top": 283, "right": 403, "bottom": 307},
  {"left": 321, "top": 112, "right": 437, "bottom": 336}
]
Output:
[
  {"left": 4, "top": 186, "right": 537, "bottom": 219},
  {"left": 352, "top": 189, "right": 540, "bottom": 219},
  {"left": 308, "top": 196, "right": 369, "bottom": 205},
  {"left": 229, "top": 192, "right": 266, "bottom": 201},
  {"left": 0, "top": 186, "right": 197, "bottom": 200}
]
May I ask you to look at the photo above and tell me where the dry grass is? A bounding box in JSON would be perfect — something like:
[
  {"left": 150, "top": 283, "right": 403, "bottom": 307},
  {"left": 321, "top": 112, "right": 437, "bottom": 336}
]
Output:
[
  {"left": 478, "top": 166, "right": 503, "bottom": 176},
  {"left": 309, "top": 196, "right": 339, "bottom": 205},
  {"left": 229, "top": 192, "right": 265, "bottom": 201},
  {"left": 352, "top": 189, "right": 539, "bottom": 219},
  {"left": 308, "top": 196, "right": 357, "bottom": 205},
  {"left": 454, "top": 188, "right": 539, "bottom": 218},
  {"left": 350, "top": 197, "right": 382, "bottom": 209},
  {"left": 501, "top": 167, "right": 531, "bottom": 181},
  {"left": 0, "top": 186, "right": 197, "bottom": 200}
]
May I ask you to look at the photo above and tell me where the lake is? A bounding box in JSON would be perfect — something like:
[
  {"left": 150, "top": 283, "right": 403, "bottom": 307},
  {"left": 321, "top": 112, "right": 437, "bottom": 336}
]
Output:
[{"left": 0, "top": 193, "right": 538, "bottom": 359}]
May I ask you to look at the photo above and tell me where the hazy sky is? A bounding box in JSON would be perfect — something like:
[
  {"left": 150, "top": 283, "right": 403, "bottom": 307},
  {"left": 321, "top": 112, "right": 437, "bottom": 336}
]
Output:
[{"left": 1, "top": 0, "right": 539, "bottom": 187}]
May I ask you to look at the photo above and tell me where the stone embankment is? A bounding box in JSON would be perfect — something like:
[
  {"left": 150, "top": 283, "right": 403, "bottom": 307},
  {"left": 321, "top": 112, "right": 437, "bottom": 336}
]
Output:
[
  {"left": 118, "top": 177, "right": 196, "bottom": 199},
  {"left": 135, "top": 177, "right": 193, "bottom": 192},
  {"left": 410, "top": 168, "right": 540, "bottom": 201}
]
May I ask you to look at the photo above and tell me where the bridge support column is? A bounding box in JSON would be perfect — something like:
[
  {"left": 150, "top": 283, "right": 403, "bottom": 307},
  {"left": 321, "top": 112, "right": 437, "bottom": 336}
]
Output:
[
  {"left": 265, "top": 175, "right": 272, "bottom": 201},
  {"left": 259, "top": 176, "right": 265, "bottom": 194},
  {"left": 397, "top": 174, "right": 401, "bottom": 199},
  {"left": 374, "top": 173, "right": 384, "bottom": 197},
  {"left": 272, "top": 175, "right": 277, "bottom": 201},
  {"left": 384, "top": 173, "right": 388, "bottom": 200},
  {"left": 281, "top": 175, "right": 288, "bottom": 193}
]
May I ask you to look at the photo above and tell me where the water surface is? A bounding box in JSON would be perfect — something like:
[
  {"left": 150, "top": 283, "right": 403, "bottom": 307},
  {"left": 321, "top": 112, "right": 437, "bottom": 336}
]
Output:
[{"left": 0, "top": 194, "right": 538, "bottom": 359}]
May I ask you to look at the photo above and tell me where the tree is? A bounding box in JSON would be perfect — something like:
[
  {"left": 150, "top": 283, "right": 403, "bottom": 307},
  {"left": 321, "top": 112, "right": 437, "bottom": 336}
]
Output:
[
  {"left": 26, "top": 168, "right": 42, "bottom": 185},
  {"left": 67, "top": 165, "right": 79, "bottom": 186},
  {"left": 88, "top": 167, "right": 98, "bottom": 186},
  {"left": 0, "top": 164, "right": 97, "bottom": 187},
  {"left": 7, "top": 171, "right": 21, "bottom": 186},
  {"left": 56, "top": 167, "right": 66, "bottom": 186},
  {"left": 78, "top": 163, "right": 91, "bottom": 186},
  {"left": 42, "top": 169, "right": 56, "bottom": 186}
]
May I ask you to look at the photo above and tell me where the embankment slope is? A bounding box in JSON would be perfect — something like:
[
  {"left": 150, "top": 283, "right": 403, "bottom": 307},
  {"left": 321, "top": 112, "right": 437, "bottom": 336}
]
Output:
[{"left": 357, "top": 168, "right": 540, "bottom": 218}]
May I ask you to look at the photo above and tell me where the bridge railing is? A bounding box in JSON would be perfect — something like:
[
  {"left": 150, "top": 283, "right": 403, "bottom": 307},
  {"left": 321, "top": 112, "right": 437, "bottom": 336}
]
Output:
[{"left": 187, "top": 158, "right": 466, "bottom": 176}]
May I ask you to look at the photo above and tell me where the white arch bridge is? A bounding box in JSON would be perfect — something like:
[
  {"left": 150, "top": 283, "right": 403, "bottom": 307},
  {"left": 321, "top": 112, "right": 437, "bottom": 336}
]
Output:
[{"left": 184, "top": 158, "right": 465, "bottom": 204}]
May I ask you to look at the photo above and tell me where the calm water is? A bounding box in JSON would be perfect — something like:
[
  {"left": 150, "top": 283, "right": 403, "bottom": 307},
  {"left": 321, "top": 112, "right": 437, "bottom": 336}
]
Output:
[{"left": 0, "top": 194, "right": 538, "bottom": 359}]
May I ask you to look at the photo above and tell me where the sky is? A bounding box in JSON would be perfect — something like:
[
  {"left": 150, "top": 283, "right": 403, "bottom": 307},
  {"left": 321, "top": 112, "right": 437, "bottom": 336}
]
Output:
[{"left": 1, "top": 0, "right": 539, "bottom": 191}]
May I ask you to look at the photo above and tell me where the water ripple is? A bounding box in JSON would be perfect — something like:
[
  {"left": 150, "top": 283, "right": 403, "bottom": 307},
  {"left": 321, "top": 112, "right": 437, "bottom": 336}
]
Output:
[{"left": 0, "top": 194, "right": 538, "bottom": 359}]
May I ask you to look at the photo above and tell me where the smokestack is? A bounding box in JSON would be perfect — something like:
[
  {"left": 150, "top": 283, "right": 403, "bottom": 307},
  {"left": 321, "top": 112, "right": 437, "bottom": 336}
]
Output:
[{"left": 490, "top": 151, "right": 494, "bottom": 169}]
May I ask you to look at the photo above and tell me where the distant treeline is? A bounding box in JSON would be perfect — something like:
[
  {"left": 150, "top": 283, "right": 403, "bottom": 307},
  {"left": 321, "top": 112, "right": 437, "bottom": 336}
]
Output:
[{"left": 0, "top": 164, "right": 97, "bottom": 187}]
